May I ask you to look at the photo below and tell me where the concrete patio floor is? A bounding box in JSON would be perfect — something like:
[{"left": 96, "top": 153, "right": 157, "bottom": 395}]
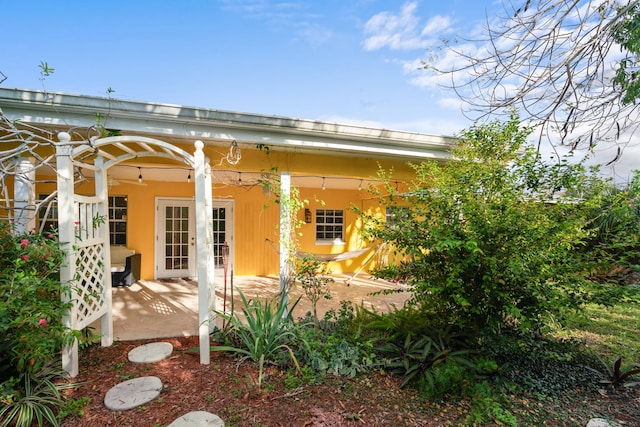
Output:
[{"left": 91, "top": 274, "right": 410, "bottom": 341}]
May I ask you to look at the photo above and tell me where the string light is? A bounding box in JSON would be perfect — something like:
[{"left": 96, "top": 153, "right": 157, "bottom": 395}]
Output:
[{"left": 111, "top": 164, "right": 386, "bottom": 189}]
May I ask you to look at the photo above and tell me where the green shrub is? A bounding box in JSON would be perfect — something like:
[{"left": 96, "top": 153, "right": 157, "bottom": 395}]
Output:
[
  {"left": 359, "top": 115, "right": 607, "bottom": 338},
  {"left": 465, "top": 381, "right": 517, "bottom": 427},
  {"left": 0, "top": 222, "right": 77, "bottom": 426},
  {"left": 293, "top": 303, "right": 379, "bottom": 380}
]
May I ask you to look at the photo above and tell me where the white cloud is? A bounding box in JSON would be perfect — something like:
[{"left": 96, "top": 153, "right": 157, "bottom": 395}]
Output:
[
  {"left": 363, "top": 2, "right": 431, "bottom": 51},
  {"left": 421, "top": 15, "right": 452, "bottom": 37}
]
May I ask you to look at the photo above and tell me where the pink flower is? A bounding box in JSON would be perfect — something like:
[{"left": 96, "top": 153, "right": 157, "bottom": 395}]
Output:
[
  {"left": 39, "top": 318, "right": 48, "bottom": 327},
  {"left": 47, "top": 233, "right": 54, "bottom": 239},
  {"left": 20, "top": 239, "right": 28, "bottom": 249},
  {"left": 21, "top": 255, "right": 29, "bottom": 261}
]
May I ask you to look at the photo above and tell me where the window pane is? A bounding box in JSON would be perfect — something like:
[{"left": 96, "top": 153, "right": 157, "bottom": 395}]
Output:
[{"left": 315, "top": 209, "right": 344, "bottom": 242}]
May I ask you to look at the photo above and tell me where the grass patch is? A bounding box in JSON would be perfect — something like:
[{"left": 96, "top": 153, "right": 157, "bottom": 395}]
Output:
[{"left": 553, "top": 301, "right": 640, "bottom": 363}]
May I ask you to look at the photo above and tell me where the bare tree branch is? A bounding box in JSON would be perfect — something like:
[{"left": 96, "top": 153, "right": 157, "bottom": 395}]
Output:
[
  {"left": 0, "top": 107, "right": 95, "bottom": 230},
  {"left": 426, "top": 0, "right": 640, "bottom": 163}
]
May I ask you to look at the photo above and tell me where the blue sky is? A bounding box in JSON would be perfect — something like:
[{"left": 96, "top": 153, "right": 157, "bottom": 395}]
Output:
[{"left": 1, "top": 0, "right": 499, "bottom": 137}]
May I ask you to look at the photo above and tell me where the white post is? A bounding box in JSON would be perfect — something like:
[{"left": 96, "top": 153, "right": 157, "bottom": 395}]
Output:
[
  {"left": 13, "top": 157, "right": 36, "bottom": 234},
  {"left": 94, "top": 156, "right": 113, "bottom": 347},
  {"left": 194, "top": 141, "right": 210, "bottom": 364},
  {"left": 56, "top": 132, "right": 79, "bottom": 377},
  {"left": 204, "top": 161, "right": 215, "bottom": 334},
  {"left": 279, "top": 171, "right": 291, "bottom": 310}
]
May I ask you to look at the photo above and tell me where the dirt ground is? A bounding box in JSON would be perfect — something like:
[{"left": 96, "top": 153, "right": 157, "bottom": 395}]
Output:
[{"left": 60, "top": 335, "right": 640, "bottom": 427}]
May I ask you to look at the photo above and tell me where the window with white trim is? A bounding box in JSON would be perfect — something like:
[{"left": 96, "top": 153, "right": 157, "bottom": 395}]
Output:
[
  {"left": 107, "top": 196, "right": 128, "bottom": 245},
  {"left": 315, "top": 209, "right": 344, "bottom": 244},
  {"left": 37, "top": 194, "right": 127, "bottom": 245}
]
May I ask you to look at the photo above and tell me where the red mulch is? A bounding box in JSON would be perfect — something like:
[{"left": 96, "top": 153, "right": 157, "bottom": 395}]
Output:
[{"left": 60, "top": 336, "right": 640, "bottom": 426}]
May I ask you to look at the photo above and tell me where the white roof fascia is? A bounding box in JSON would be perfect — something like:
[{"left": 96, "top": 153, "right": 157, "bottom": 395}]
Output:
[{"left": 0, "top": 87, "right": 454, "bottom": 161}]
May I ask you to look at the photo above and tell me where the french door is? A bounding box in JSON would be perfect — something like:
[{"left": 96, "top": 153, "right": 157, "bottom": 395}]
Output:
[
  {"left": 155, "top": 198, "right": 195, "bottom": 279},
  {"left": 155, "top": 198, "right": 233, "bottom": 280}
]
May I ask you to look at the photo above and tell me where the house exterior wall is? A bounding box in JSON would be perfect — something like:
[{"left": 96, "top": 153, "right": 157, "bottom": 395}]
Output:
[{"left": 28, "top": 147, "right": 406, "bottom": 280}]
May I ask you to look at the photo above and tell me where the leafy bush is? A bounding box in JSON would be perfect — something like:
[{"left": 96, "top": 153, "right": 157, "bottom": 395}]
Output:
[
  {"left": 0, "top": 222, "right": 77, "bottom": 426},
  {"left": 295, "top": 328, "right": 377, "bottom": 378},
  {"left": 359, "top": 115, "right": 606, "bottom": 337},
  {"left": 293, "top": 302, "right": 378, "bottom": 380},
  {"left": 465, "top": 381, "right": 517, "bottom": 427},
  {"left": 577, "top": 170, "right": 640, "bottom": 286}
]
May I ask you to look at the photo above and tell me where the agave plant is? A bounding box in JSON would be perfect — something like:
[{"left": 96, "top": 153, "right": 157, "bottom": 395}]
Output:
[{"left": 210, "top": 289, "right": 301, "bottom": 388}]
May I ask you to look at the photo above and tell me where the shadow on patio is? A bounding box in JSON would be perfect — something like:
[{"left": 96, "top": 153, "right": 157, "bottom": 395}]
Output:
[{"left": 90, "top": 274, "right": 410, "bottom": 341}]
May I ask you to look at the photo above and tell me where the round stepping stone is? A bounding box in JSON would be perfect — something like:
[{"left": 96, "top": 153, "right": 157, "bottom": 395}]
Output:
[
  {"left": 128, "top": 342, "right": 173, "bottom": 363},
  {"left": 587, "top": 419, "right": 622, "bottom": 427},
  {"left": 168, "top": 411, "right": 225, "bottom": 427},
  {"left": 104, "top": 376, "right": 163, "bottom": 411}
]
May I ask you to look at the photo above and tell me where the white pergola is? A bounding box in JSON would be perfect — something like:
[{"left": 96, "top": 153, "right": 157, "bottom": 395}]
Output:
[{"left": 54, "top": 133, "right": 216, "bottom": 377}]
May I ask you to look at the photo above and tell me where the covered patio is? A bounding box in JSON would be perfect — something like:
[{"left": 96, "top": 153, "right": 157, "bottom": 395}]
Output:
[{"left": 91, "top": 274, "right": 410, "bottom": 341}]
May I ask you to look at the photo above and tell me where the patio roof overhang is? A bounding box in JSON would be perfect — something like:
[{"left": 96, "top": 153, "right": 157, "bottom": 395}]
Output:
[{"left": 0, "top": 87, "right": 454, "bottom": 163}]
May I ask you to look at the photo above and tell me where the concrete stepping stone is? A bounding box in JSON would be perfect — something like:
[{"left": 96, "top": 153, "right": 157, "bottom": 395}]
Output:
[
  {"left": 128, "top": 342, "right": 173, "bottom": 363},
  {"left": 168, "top": 411, "right": 225, "bottom": 426},
  {"left": 104, "top": 376, "right": 163, "bottom": 411},
  {"left": 587, "top": 419, "right": 622, "bottom": 427}
]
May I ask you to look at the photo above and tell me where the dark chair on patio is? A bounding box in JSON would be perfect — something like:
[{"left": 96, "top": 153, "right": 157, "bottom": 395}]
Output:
[{"left": 110, "top": 246, "right": 141, "bottom": 287}]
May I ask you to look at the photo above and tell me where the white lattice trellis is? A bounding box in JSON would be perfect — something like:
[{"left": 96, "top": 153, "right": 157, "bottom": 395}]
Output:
[
  {"left": 72, "top": 196, "right": 109, "bottom": 330},
  {"left": 57, "top": 139, "right": 113, "bottom": 377}
]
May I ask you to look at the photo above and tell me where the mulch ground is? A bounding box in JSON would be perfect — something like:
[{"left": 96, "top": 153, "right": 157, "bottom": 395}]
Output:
[{"left": 60, "top": 336, "right": 640, "bottom": 426}]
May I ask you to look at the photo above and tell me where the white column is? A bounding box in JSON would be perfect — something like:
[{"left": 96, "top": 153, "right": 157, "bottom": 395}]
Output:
[
  {"left": 279, "top": 171, "right": 291, "bottom": 310},
  {"left": 56, "top": 132, "right": 79, "bottom": 377},
  {"left": 13, "top": 157, "right": 36, "bottom": 234},
  {"left": 94, "top": 156, "right": 113, "bottom": 347},
  {"left": 194, "top": 141, "right": 210, "bottom": 364},
  {"left": 204, "top": 161, "right": 215, "bottom": 334}
]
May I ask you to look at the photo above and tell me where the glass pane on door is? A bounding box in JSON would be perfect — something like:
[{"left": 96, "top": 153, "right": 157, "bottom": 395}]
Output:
[
  {"left": 212, "top": 206, "right": 227, "bottom": 270},
  {"left": 165, "top": 206, "right": 190, "bottom": 271}
]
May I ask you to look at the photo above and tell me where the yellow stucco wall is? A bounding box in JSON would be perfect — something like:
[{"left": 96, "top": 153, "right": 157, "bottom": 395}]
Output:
[{"left": 25, "top": 144, "right": 413, "bottom": 280}]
